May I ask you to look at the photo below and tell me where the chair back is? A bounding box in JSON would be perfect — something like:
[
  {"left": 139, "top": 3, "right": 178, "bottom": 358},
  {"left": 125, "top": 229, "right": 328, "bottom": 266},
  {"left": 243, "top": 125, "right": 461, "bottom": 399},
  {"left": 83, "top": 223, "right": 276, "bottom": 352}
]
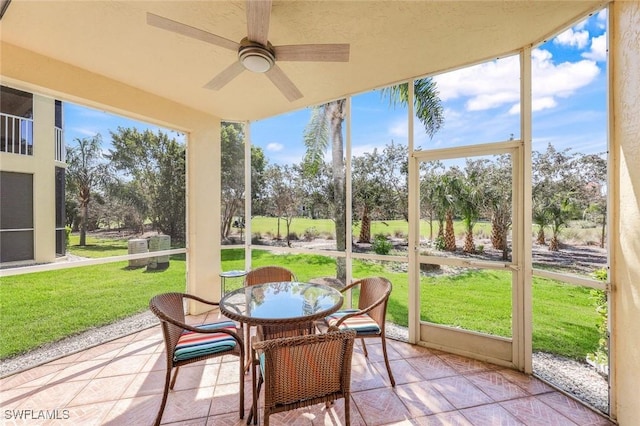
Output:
[
  {"left": 356, "top": 277, "right": 392, "bottom": 329},
  {"left": 256, "top": 330, "right": 356, "bottom": 413},
  {"left": 149, "top": 292, "right": 187, "bottom": 357},
  {"left": 244, "top": 266, "right": 296, "bottom": 286}
]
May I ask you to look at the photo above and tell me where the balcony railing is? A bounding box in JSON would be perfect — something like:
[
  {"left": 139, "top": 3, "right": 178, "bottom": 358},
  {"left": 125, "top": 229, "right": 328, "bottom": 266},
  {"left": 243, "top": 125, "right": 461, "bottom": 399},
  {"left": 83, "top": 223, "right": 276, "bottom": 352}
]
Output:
[
  {"left": 1, "top": 112, "right": 33, "bottom": 156},
  {"left": 55, "top": 126, "right": 65, "bottom": 162}
]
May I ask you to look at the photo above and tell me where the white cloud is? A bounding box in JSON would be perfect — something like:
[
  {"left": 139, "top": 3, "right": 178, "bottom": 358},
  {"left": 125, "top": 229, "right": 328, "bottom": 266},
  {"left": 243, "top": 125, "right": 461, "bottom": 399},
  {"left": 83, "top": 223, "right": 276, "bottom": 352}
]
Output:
[
  {"left": 597, "top": 9, "right": 607, "bottom": 29},
  {"left": 433, "top": 49, "right": 599, "bottom": 116},
  {"left": 266, "top": 142, "right": 284, "bottom": 152},
  {"left": 434, "top": 56, "right": 520, "bottom": 103},
  {"left": 509, "top": 97, "right": 557, "bottom": 115},
  {"left": 582, "top": 34, "right": 607, "bottom": 62},
  {"left": 467, "top": 92, "right": 519, "bottom": 111},
  {"left": 554, "top": 28, "right": 590, "bottom": 49},
  {"left": 532, "top": 97, "right": 558, "bottom": 112},
  {"left": 532, "top": 49, "right": 600, "bottom": 99}
]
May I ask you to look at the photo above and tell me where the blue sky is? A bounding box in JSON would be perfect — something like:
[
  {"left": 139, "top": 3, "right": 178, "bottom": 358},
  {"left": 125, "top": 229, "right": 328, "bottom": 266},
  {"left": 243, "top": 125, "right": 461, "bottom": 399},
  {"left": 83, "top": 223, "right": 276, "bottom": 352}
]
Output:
[{"left": 65, "top": 9, "right": 607, "bottom": 165}]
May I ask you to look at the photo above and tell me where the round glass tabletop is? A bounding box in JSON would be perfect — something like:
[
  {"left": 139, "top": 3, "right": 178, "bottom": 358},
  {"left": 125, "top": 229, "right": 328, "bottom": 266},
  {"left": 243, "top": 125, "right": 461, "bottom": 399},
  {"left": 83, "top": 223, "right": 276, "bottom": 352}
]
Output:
[{"left": 219, "top": 281, "right": 343, "bottom": 325}]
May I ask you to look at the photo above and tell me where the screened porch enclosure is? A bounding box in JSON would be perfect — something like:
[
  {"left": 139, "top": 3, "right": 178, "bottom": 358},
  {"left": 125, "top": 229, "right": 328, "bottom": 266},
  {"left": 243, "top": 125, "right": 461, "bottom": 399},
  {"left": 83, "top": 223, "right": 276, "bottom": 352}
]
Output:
[{"left": 1, "top": 1, "right": 638, "bottom": 423}]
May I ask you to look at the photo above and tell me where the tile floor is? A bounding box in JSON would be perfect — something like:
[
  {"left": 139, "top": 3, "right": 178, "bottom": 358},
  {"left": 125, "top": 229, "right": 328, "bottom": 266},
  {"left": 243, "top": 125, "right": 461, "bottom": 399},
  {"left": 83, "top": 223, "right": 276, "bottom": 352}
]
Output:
[{"left": 1, "top": 310, "right": 615, "bottom": 426}]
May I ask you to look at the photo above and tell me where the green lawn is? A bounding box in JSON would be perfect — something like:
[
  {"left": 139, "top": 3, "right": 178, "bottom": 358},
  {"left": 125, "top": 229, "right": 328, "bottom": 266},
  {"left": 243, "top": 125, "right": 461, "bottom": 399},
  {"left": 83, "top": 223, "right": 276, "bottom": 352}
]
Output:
[
  {"left": 0, "top": 236, "right": 599, "bottom": 361},
  {"left": 249, "top": 216, "right": 492, "bottom": 240}
]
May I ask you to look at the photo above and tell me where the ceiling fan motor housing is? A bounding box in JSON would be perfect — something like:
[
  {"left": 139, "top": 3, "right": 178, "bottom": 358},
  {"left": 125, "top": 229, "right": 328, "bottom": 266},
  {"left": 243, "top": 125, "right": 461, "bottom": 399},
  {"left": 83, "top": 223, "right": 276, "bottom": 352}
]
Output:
[{"left": 238, "top": 38, "right": 275, "bottom": 73}]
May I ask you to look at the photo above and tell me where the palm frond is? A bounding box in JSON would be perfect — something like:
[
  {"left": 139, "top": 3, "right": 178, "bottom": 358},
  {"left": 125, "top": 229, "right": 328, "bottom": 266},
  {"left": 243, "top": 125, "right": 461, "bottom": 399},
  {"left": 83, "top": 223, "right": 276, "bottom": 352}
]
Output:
[
  {"left": 380, "top": 78, "right": 444, "bottom": 138},
  {"left": 303, "top": 105, "right": 330, "bottom": 176}
]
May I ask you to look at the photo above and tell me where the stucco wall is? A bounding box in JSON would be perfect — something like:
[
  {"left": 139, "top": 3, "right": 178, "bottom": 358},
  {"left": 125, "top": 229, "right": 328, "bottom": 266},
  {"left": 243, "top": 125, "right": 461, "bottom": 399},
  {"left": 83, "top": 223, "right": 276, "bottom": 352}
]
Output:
[{"left": 611, "top": 1, "right": 640, "bottom": 423}]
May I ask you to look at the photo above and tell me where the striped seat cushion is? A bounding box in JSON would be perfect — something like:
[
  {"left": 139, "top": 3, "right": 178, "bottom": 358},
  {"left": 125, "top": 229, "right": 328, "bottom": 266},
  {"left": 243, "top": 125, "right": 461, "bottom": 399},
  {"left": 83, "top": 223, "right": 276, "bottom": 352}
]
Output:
[
  {"left": 174, "top": 321, "right": 238, "bottom": 361},
  {"left": 325, "top": 309, "right": 380, "bottom": 335}
]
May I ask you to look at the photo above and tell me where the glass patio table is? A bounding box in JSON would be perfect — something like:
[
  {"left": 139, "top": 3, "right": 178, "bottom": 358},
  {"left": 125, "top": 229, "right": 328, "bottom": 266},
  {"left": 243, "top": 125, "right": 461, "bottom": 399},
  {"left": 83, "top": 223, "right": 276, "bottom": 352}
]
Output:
[
  {"left": 219, "top": 281, "right": 344, "bottom": 328},
  {"left": 219, "top": 281, "right": 344, "bottom": 424}
]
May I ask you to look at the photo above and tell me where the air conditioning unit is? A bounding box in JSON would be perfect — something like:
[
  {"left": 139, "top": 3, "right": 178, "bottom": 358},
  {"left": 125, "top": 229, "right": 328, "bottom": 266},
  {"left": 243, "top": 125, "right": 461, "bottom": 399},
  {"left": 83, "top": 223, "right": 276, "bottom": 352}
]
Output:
[
  {"left": 127, "top": 239, "right": 148, "bottom": 268},
  {"left": 148, "top": 235, "right": 171, "bottom": 270}
]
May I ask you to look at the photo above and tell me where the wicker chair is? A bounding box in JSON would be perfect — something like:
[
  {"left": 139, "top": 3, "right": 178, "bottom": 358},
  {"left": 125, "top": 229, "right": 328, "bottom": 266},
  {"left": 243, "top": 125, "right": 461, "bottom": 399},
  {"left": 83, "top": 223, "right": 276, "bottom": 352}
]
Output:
[
  {"left": 253, "top": 330, "right": 356, "bottom": 426},
  {"left": 149, "top": 292, "right": 245, "bottom": 426},
  {"left": 244, "top": 265, "right": 296, "bottom": 286},
  {"left": 321, "top": 276, "right": 396, "bottom": 387}
]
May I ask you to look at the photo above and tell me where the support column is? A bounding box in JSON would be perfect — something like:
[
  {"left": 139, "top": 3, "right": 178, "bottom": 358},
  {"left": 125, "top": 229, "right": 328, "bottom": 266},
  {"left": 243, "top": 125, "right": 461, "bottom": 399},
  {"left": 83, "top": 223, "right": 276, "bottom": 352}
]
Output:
[
  {"left": 610, "top": 1, "right": 640, "bottom": 423},
  {"left": 186, "top": 119, "right": 222, "bottom": 313},
  {"left": 32, "top": 94, "right": 56, "bottom": 264}
]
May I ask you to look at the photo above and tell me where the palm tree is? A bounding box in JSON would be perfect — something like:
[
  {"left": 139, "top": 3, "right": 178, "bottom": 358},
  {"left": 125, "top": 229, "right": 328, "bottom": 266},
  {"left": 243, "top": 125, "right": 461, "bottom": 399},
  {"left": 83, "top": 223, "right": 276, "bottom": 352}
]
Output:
[
  {"left": 304, "top": 79, "right": 444, "bottom": 280},
  {"left": 533, "top": 206, "right": 551, "bottom": 245},
  {"left": 458, "top": 180, "right": 482, "bottom": 253},
  {"left": 66, "top": 135, "right": 111, "bottom": 246},
  {"left": 304, "top": 100, "right": 347, "bottom": 279},
  {"left": 548, "top": 196, "right": 574, "bottom": 251},
  {"left": 438, "top": 172, "right": 461, "bottom": 251}
]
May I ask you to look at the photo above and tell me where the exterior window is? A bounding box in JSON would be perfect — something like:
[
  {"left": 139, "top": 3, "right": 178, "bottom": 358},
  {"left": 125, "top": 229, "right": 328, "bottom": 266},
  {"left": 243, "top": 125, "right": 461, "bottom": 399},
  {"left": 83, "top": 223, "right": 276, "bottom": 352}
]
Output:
[
  {"left": 55, "top": 167, "right": 66, "bottom": 256},
  {"left": 0, "top": 86, "right": 34, "bottom": 156},
  {"left": 0, "top": 171, "right": 34, "bottom": 262}
]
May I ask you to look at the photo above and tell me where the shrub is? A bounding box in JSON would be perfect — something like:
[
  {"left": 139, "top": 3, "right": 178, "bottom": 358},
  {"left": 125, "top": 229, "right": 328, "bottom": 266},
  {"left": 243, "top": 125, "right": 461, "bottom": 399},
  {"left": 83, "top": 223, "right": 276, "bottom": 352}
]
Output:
[
  {"left": 65, "top": 226, "right": 72, "bottom": 252},
  {"left": 434, "top": 236, "right": 446, "bottom": 251},
  {"left": 303, "top": 227, "right": 319, "bottom": 241},
  {"left": 420, "top": 262, "right": 441, "bottom": 272},
  {"left": 476, "top": 244, "right": 484, "bottom": 254},
  {"left": 570, "top": 220, "right": 597, "bottom": 229},
  {"left": 587, "top": 267, "right": 608, "bottom": 372},
  {"left": 394, "top": 229, "right": 406, "bottom": 238},
  {"left": 372, "top": 234, "right": 393, "bottom": 255},
  {"left": 251, "top": 233, "right": 262, "bottom": 244}
]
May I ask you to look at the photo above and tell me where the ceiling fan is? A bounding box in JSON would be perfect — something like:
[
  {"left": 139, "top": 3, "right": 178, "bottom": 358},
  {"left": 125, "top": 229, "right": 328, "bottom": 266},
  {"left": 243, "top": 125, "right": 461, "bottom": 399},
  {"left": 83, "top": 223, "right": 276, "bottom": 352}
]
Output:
[{"left": 147, "top": 0, "right": 350, "bottom": 102}]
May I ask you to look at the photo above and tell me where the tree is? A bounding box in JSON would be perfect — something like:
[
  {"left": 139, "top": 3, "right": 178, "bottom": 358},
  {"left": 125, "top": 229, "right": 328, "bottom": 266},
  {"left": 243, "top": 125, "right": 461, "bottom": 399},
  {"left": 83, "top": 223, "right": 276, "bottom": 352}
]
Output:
[
  {"left": 484, "top": 155, "right": 512, "bottom": 259},
  {"left": 419, "top": 160, "right": 446, "bottom": 242},
  {"left": 220, "top": 123, "right": 245, "bottom": 241},
  {"left": 458, "top": 159, "right": 487, "bottom": 253},
  {"left": 533, "top": 207, "right": 551, "bottom": 245},
  {"left": 352, "top": 141, "right": 409, "bottom": 243},
  {"left": 304, "top": 78, "right": 444, "bottom": 279},
  {"left": 264, "top": 164, "right": 301, "bottom": 247},
  {"left": 381, "top": 141, "right": 410, "bottom": 221},
  {"left": 304, "top": 99, "right": 347, "bottom": 279},
  {"left": 107, "top": 127, "right": 186, "bottom": 242},
  {"left": 298, "top": 162, "right": 332, "bottom": 219},
  {"left": 439, "top": 171, "right": 462, "bottom": 251},
  {"left": 532, "top": 144, "right": 581, "bottom": 251},
  {"left": 352, "top": 148, "right": 387, "bottom": 243},
  {"left": 575, "top": 153, "right": 607, "bottom": 248},
  {"left": 250, "top": 145, "right": 268, "bottom": 216},
  {"left": 65, "top": 134, "right": 111, "bottom": 246},
  {"left": 547, "top": 195, "right": 574, "bottom": 251}
]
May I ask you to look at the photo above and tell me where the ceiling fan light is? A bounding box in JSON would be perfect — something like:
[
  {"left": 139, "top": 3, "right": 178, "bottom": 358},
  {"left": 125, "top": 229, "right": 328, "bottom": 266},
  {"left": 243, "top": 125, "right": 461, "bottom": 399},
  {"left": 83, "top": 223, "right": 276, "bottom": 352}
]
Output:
[{"left": 239, "top": 45, "right": 275, "bottom": 73}]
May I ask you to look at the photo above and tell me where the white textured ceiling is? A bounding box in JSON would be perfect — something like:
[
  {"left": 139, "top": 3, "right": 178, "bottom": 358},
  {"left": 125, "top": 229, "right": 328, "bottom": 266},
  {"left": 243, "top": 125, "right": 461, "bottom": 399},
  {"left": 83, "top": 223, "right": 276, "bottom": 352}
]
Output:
[{"left": 1, "top": 1, "right": 605, "bottom": 121}]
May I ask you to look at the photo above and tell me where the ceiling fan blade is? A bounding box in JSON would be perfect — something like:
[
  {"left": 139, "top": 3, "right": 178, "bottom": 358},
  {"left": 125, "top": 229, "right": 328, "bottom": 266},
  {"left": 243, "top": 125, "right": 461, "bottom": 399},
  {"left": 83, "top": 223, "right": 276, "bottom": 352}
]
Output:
[
  {"left": 246, "top": 0, "right": 271, "bottom": 45},
  {"left": 274, "top": 44, "right": 350, "bottom": 62},
  {"left": 203, "top": 61, "right": 245, "bottom": 90},
  {"left": 265, "top": 64, "right": 303, "bottom": 102},
  {"left": 147, "top": 12, "right": 239, "bottom": 51}
]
